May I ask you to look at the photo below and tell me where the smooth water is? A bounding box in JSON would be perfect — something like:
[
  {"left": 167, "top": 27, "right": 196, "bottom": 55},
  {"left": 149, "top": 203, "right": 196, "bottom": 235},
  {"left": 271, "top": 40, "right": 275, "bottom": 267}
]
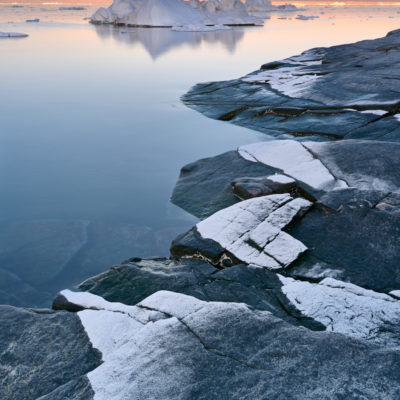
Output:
[{"left": 1, "top": 1, "right": 399, "bottom": 306}]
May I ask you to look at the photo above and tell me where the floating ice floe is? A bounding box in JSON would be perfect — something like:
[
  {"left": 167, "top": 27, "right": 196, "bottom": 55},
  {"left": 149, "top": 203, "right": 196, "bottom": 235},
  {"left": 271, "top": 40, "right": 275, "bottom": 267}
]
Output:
[
  {"left": 59, "top": 6, "right": 87, "bottom": 10},
  {"left": 279, "top": 275, "right": 400, "bottom": 345},
  {"left": 196, "top": 194, "right": 312, "bottom": 269},
  {"left": 91, "top": 0, "right": 263, "bottom": 28},
  {"left": 296, "top": 14, "right": 319, "bottom": 20},
  {"left": 172, "top": 23, "right": 231, "bottom": 31},
  {"left": 238, "top": 140, "right": 348, "bottom": 192},
  {"left": 0, "top": 31, "right": 28, "bottom": 38}
]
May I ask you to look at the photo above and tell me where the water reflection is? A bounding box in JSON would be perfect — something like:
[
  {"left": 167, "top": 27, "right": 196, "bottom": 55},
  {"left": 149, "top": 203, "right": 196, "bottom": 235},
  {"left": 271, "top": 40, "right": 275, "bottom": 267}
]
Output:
[{"left": 94, "top": 25, "right": 246, "bottom": 59}]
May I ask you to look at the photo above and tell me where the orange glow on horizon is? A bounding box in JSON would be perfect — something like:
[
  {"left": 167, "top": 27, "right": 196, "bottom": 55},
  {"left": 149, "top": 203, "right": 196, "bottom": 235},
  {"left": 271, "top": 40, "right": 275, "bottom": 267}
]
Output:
[{"left": 273, "top": 0, "right": 400, "bottom": 5}]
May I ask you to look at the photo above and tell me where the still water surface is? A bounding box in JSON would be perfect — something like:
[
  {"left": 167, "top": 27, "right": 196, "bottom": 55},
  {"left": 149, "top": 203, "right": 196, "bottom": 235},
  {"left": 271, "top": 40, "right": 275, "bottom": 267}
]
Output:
[{"left": 1, "top": 2, "right": 399, "bottom": 306}]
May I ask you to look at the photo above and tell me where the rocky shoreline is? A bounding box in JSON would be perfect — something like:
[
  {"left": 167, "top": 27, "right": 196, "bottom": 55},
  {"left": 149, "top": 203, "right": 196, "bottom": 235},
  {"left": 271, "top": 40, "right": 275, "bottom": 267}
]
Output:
[{"left": 3, "top": 30, "right": 400, "bottom": 399}]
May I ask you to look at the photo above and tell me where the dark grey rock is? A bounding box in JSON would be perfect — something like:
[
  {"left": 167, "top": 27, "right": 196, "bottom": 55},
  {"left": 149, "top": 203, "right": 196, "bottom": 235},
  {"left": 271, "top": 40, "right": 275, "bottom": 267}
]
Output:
[
  {"left": 171, "top": 150, "right": 276, "bottom": 219},
  {"left": 305, "top": 140, "right": 400, "bottom": 193},
  {"left": 232, "top": 175, "right": 298, "bottom": 200},
  {"left": 183, "top": 29, "right": 400, "bottom": 142},
  {"left": 37, "top": 377, "right": 94, "bottom": 400},
  {"left": 171, "top": 150, "right": 318, "bottom": 220},
  {"left": 287, "top": 189, "right": 400, "bottom": 292},
  {"left": 77, "top": 257, "right": 323, "bottom": 330},
  {"left": 0, "top": 305, "right": 100, "bottom": 400},
  {"left": 176, "top": 302, "right": 400, "bottom": 400},
  {"left": 52, "top": 288, "right": 400, "bottom": 400}
]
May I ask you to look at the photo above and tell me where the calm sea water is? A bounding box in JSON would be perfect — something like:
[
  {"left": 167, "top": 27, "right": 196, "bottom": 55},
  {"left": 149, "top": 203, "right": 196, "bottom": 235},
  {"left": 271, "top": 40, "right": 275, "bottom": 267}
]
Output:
[{"left": 1, "top": 1, "right": 399, "bottom": 307}]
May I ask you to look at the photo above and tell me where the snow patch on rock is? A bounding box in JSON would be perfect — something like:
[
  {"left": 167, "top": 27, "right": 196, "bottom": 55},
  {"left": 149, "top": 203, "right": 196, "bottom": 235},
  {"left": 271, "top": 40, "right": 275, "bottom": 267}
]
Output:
[
  {"left": 390, "top": 290, "right": 400, "bottom": 299},
  {"left": 71, "top": 290, "right": 257, "bottom": 400},
  {"left": 238, "top": 140, "right": 348, "bottom": 191},
  {"left": 279, "top": 276, "right": 400, "bottom": 345},
  {"left": 60, "top": 289, "right": 163, "bottom": 324},
  {"left": 266, "top": 173, "right": 295, "bottom": 184},
  {"left": 360, "top": 109, "right": 387, "bottom": 116},
  {"left": 196, "top": 194, "right": 312, "bottom": 269},
  {"left": 242, "top": 50, "right": 323, "bottom": 97}
]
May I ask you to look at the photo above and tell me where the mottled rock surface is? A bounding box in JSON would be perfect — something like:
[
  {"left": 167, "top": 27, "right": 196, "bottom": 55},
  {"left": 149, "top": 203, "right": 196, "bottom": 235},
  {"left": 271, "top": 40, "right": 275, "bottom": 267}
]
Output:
[
  {"left": 0, "top": 306, "right": 101, "bottom": 400},
  {"left": 183, "top": 29, "right": 400, "bottom": 141},
  {"left": 287, "top": 188, "right": 400, "bottom": 292},
  {"left": 171, "top": 194, "right": 312, "bottom": 269},
  {"left": 75, "top": 257, "right": 321, "bottom": 329},
  {"left": 52, "top": 287, "right": 400, "bottom": 400},
  {"left": 171, "top": 150, "right": 275, "bottom": 219}
]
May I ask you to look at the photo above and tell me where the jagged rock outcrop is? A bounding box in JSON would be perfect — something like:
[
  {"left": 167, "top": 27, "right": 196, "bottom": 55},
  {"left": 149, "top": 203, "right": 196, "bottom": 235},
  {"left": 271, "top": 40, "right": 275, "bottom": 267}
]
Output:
[
  {"left": 171, "top": 194, "right": 312, "bottom": 269},
  {"left": 183, "top": 29, "right": 400, "bottom": 141},
  {"left": 4, "top": 29, "right": 400, "bottom": 400},
  {"left": 51, "top": 287, "right": 400, "bottom": 399},
  {"left": 171, "top": 139, "right": 400, "bottom": 291}
]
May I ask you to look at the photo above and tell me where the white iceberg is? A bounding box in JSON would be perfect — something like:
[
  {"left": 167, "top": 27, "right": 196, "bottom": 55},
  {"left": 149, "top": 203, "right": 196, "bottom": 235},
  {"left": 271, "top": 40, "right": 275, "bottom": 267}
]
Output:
[
  {"left": 245, "top": 0, "right": 273, "bottom": 12},
  {"left": 91, "top": 0, "right": 263, "bottom": 28},
  {"left": 244, "top": 1, "right": 301, "bottom": 16}
]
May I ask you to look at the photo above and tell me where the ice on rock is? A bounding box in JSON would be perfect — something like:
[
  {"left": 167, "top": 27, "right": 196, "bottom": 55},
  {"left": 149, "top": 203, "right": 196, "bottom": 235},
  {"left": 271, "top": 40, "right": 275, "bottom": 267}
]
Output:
[
  {"left": 267, "top": 173, "right": 295, "bottom": 185},
  {"left": 390, "top": 290, "right": 400, "bottom": 299},
  {"left": 279, "top": 276, "right": 400, "bottom": 345},
  {"left": 242, "top": 50, "right": 323, "bottom": 98},
  {"left": 60, "top": 289, "right": 164, "bottom": 324},
  {"left": 91, "top": 0, "right": 262, "bottom": 28},
  {"left": 238, "top": 140, "right": 348, "bottom": 191},
  {"left": 196, "top": 194, "right": 312, "bottom": 269},
  {"left": 70, "top": 290, "right": 243, "bottom": 400},
  {"left": 360, "top": 109, "right": 387, "bottom": 116},
  {"left": 138, "top": 290, "right": 205, "bottom": 318}
]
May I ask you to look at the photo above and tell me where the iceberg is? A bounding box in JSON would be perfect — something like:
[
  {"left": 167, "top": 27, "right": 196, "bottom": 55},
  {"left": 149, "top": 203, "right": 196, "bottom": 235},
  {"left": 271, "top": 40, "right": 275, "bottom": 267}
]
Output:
[
  {"left": 91, "top": 0, "right": 263, "bottom": 28},
  {"left": 245, "top": 0, "right": 273, "bottom": 12}
]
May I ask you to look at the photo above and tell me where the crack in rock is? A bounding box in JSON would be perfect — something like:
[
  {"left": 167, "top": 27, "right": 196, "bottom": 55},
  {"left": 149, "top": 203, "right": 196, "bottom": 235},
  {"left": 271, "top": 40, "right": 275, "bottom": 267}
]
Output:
[{"left": 194, "top": 194, "right": 312, "bottom": 269}]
